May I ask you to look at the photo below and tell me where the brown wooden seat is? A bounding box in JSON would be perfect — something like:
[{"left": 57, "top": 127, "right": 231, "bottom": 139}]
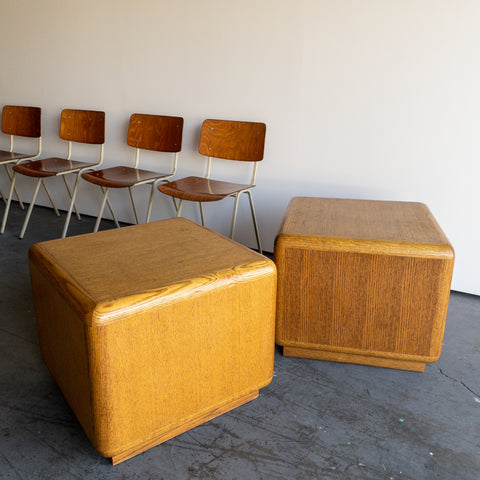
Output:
[
  {"left": 1, "top": 109, "right": 105, "bottom": 239},
  {"left": 157, "top": 119, "right": 266, "bottom": 253},
  {"left": 0, "top": 105, "right": 41, "bottom": 213},
  {"left": 82, "top": 113, "right": 183, "bottom": 232}
]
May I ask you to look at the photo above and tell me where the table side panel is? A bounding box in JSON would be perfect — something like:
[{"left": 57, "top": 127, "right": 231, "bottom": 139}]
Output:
[
  {"left": 275, "top": 240, "right": 454, "bottom": 362},
  {"left": 87, "top": 268, "right": 276, "bottom": 457},
  {"left": 29, "top": 260, "right": 95, "bottom": 442}
]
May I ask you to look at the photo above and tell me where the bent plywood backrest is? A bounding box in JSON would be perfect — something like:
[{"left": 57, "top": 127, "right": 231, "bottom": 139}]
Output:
[
  {"left": 1, "top": 105, "right": 41, "bottom": 138},
  {"left": 127, "top": 114, "right": 183, "bottom": 153},
  {"left": 199, "top": 119, "right": 266, "bottom": 162},
  {"left": 59, "top": 109, "right": 105, "bottom": 144}
]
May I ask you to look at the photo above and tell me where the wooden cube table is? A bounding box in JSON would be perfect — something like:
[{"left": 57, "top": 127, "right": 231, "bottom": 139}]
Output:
[
  {"left": 28, "top": 218, "right": 276, "bottom": 464},
  {"left": 274, "top": 197, "right": 454, "bottom": 372}
]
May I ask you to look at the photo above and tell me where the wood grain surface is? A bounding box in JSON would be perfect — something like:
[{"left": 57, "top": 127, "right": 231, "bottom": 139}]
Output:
[
  {"left": 1, "top": 105, "right": 41, "bottom": 137},
  {"left": 127, "top": 113, "right": 183, "bottom": 152},
  {"left": 275, "top": 197, "right": 454, "bottom": 371},
  {"left": 198, "top": 119, "right": 266, "bottom": 161},
  {"left": 29, "top": 218, "right": 277, "bottom": 463},
  {"left": 59, "top": 109, "right": 105, "bottom": 144},
  {"left": 158, "top": 176, "right": 253, "bottom": 202}
]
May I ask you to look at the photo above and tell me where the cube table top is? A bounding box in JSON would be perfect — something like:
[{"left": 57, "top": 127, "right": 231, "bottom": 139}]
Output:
[
  {"left": 29, "top": 218, "right": 274, "bottom": 325},
  {"left": 277, "top": 197, "right": 453, "bottom": 256}
]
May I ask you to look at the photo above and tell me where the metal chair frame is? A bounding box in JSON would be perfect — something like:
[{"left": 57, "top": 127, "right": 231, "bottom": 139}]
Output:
[
  {"left": 91, "top": 150, "right": 179, "bottom": 233},
  {"left": 0, "top": 105, "right": 42, "bottom": 209},
  {"left": 1, "top": 109, "right": 105, "bottom": 239},
  {"left": 175, "top": 158, "right": 261, "bottom": 252},
  {"left": 82, "top": 113, "right": 183, "bottom": 232},
  {"left": 160, "top": 119, "right": 265, "bottom": 253}
]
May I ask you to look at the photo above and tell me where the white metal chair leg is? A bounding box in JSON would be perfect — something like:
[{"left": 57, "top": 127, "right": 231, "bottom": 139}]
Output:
[
  {"left": 94, "top": 187, "right": 110, "bottom": 232},
  {"left": 0, "top": 171, "right": 17, "bottom": 233},
  {"left": 105, "top": 196, "right": 120, "bottom": 228},
  {"left": 61, "top": 173, "right": 82, "bottom": 238},
  {"left": 199, "top": 202, "right": 205, "bottom": 226},
  {"left": 63, "top": 175, "right": 81, "bottom": 221},
  {"left": 0, "top": 186, "right": 5, "bottom": 205},
  {"left": 145, "top": 183, "right": 157, "bottom": 223},
  {"left": 19, "top": 178, "right": 43, "bottom": 239},
  {"left": 41, "top": 179, "right": 60, "bottom": 217},
  {"left": 246, "top": 190, "right": 262, "bottom": 254},
  {"left": 158, "top": 179, "right": 178, "bottom": 215},
  {"left": 172, "top": 197, "right": 178, "bottom": 213},
  {"left": 176, "top": 199, "right": 184, "bottom": 217},
  {"left": 128, "top": 186, "right": 140, "bottom": 224},
  {"left": 4, "top": 165, "right": 24, "bottom": 209},
  {"left": 229, "top": 193, "right": 241, "bottom": 239}
]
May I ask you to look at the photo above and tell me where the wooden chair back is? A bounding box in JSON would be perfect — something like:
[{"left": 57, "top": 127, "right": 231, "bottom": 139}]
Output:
[
  {"left": 198, "top": 119, "right": 266, "bottom": 162},
  {"left": 59, "top": 109, "right": 105, "bottom": 144},
  {"left": 1, "top": 105, "right": 41, "bottom": 138},
  {"left": 127, "top": 114, "right": 183, "bottom": 153}
]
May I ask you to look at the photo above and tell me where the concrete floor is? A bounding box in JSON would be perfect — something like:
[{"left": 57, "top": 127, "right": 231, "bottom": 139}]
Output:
[{"left": 0, "top": 203, "right": 479, "bottom": 480}]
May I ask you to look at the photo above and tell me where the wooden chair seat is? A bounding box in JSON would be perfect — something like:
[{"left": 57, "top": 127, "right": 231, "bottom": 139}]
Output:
[
  {"left": 14, "top": 157, "right": 98, "bottom": 178},
  {"left": 157, "top": 119, "right": 266, "bottom": 253},
  {"left": 0, "top": 150, "right": 35, "bottom": 164},
  {"left": 158, "top": 176, "right": 253, "bottom": 202},
  {"left": 82, "top": 166, "right": 171, "bottom": 189}
]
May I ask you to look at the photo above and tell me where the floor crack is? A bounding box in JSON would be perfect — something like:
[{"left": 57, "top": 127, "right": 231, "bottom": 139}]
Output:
[{"left": 436, "top": 367, "right": 480, "bottom": 398}]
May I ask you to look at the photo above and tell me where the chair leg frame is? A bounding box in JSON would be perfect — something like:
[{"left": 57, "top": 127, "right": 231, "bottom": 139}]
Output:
[
  {"left": 146, "top": 178, "right": 172, "bottom": 223},
  {"left": 145, "top": 184, "right": 156, "bottom": 223},
  {"left": 199, "top": 202, "right": 205, "bottom": 227},
  {"left": 3, "top": 164, "right": 24, "bottom": 209},
  {"left": 0, "top": 171, "right": 18, "bottom": 234},
  {"left": 94, "top": 187, "right": 110, "bottom": 233},
  {"left": 229, "top": 193, "right": 240, "bottom": 239},
  {"left": 176, "top": 199, "right": 184, "bottom": 217},
  {"left": 171, "top": 190, "right": 262, "bottom": 254},
  {"left": 245, "top": 190, "right": 262, "bottom": 254},
  {"left": 106, "top": 196, "right": 120, "bottom": 228},
  {"left": 61, "top": 173, "right": 83, "bottom": 238},
  {"left": 128, "top": 186, "right": 140, "bottom": 225},
  {"left": 93, "top": 187, "right": 122, "bottom": 232},
  {"left": 19, "top": 178, "right": 43, "bottom": 239},
  {"left": 63, "top": 176, "right": 81, "bottom": 221},
  {"left": 228, "top": 191, "right": 262, "bottom": 253},
  {"left": 41, "top": 179, "right": 60, "bottom": 216}
]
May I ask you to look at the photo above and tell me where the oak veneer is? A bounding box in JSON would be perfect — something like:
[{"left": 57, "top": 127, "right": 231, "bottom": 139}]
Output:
[
  {"left": 1, "top": 105, "right": 41, "bottom": 138},
  {"left": 29, "top": 218, "right": 276, "bottom": 464},
  {"left": 274, "top": 197, "right": 454, "bottom": 372}
]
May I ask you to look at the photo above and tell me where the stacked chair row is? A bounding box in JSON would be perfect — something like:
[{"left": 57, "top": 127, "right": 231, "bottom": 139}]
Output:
[{"left": 0, "top": 106, "right": 266, "bottom": 252}]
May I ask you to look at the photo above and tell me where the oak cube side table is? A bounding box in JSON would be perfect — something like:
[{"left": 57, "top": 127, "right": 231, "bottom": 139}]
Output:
[
  {"left": 274, "top": 197, "right": 454, "bottom": 372},
  {"left": 29, "top": 218, "right": 276, "bottom": 464}
]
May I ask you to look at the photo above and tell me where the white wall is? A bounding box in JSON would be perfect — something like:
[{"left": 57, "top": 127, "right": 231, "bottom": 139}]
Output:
[{"left": 1, "top": 0, "right": 479, "bottom": 295}]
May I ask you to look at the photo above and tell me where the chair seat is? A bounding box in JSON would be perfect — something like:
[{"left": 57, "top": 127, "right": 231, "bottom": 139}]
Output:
[
  {"left": 0, "top": 150, "right": 33, "bottom": 164},
  {"left": 82, "top": 166, "right": 170, "bottom": 188},
  {"left": 158, "top": 176, "right": 254, "bottom": 202},
  {"left": 13, "top": 157, "right": 97, "bottom": 178}
]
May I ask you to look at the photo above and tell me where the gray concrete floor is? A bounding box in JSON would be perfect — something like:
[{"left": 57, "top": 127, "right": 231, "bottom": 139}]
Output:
[{"left": 0, "top": 202, "right": 479, "bottom": 480}]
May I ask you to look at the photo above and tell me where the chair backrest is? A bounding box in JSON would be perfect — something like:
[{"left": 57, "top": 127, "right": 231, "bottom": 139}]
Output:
[
  {"left": 199, "top": 119, "right": 266, "bottom": 162},
  {"left": 127, "top": 113, "right": 183, "bottom": 152},
  {"left": 1, "top": 105, "right": 41, "bottom": 138},
  {"left": 59, "top": 109, "right": 105, "bottom": 144}
]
